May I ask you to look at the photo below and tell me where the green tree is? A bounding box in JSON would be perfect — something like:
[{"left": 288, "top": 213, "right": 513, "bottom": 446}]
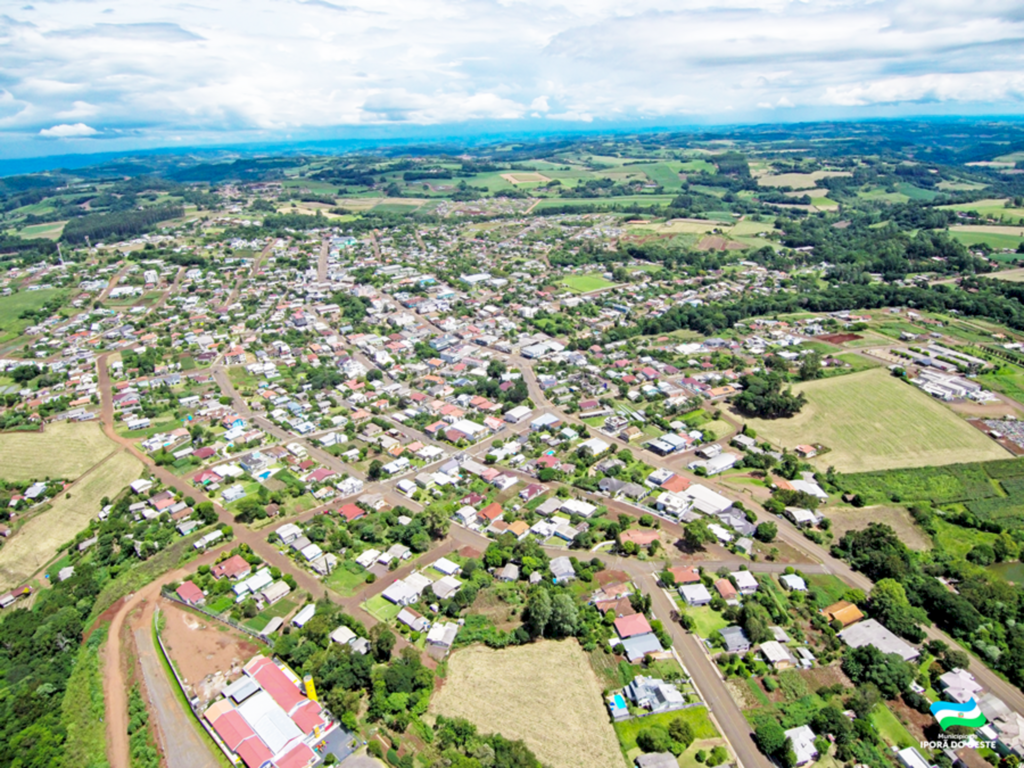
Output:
[
  {"left": 684, "top": 519, "right": 716, "bottom": 551},
  {"left": 668, "top": 718, "right": 695, "bottom": 749},
  {"left": 368, "top": 459, "right": 384, "bottom": 481},
  {"left": 546, "top": 594, "right": 580, "bottom": 638},
  {"left": 524, "top": 588, "right": 552, "bottom": 637},
  {"left": 754, "top": 521, "right": 777, "bottom": 542},
  {"left": 370, "top": 624, "right": 396, "bottom": 662}
]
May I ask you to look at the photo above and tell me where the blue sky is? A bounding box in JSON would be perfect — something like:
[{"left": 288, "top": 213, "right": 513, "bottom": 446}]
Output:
[{"left": 2, "top": 0, "right": 1024, "bottom": 158}]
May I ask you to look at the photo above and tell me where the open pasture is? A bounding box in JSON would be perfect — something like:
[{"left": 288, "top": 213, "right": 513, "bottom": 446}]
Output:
[
  {"left": 431, "top": 641, "right": 624, "bottom": 768},
  {"left": 949, "top": 230, "right": 1024, "bottom": 251},
  {"left": 757, "top": 170, "right": 852, "bottom": 189},
  {"left": 0, "top": 288, "right": 65, "bottom": 345},
  {"left": 0, "top": 421, "right": 118, "bottom": 482},
  {"left": 746, "top": 368, "right": 1008, "bottom": 473},
  {"left": 0, "top": 449, "right": 142, "bottom": 590},
  {"left": 628, "top": 219, "right": 721, "bottom": 235},
  {"left": 500, "top": 172, "right": 550, "bottom": 184}
]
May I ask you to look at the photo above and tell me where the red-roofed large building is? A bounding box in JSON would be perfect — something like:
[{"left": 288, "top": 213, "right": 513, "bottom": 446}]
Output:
[{"left": 203, "top": 656, "right": 330, "bottom": 768}]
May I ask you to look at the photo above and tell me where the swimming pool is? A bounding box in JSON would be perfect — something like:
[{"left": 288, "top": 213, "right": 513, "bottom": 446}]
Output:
[{"left": 612, "top": 694, "right": 626, "bottom": 710}]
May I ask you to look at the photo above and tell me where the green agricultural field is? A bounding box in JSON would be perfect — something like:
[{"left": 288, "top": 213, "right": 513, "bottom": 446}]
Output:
[
  {"left": 747, "top": 368, "right": 1009, "bottom": 473},
  {"left": 561, "top": 273, "right": 617, "bottom": 292},
  {"left": 949, "top": 230, "right": 1024, "bottom": 251},
  {"left": 895, "top": 183, "right": 939, "bottom": 201},
  {"left": 939, "top": 198, "right": 1024, "bottom": 219},
  {"left": 0, "top": 288, "right": 66, "bottom": 345},
  {"left": 14, "top": 221, "right": 66, "bottom": 239}
]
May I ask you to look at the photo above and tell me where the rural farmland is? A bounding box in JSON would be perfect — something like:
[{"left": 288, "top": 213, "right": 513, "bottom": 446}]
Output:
[
  {"left": 0, "top": 421, "right": 119, "bottom": 482},
  {"left": 746, "top": 368, "right": 1009, "bottom": 473},
  {"left": 0, "top": 449, "right": 142, "bottom": 590}
]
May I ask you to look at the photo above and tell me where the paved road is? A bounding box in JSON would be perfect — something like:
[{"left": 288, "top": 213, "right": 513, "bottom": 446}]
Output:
[
  {"left": 645, "top": 574, "right": 770, "bottom": 768},
  {"left": 135, "top": 622, "right": 221, "bottom": 768}
]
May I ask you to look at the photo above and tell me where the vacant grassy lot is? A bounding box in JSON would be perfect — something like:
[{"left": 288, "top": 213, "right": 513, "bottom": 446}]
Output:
[
  {"left": 561, "top": 274, "right": 617, "bottom": 293},
  {"left": 0, "top": 449, "right": 142, "bottom": 590},
  {"left": 0, "top": 288, "right": 66, "bottom": 345},
  {"left": 0, "top": 421, "right": 118, "bottom": 482},
  {"left": 431, "top": 641, "right": 623, "bottom": 768},
  {"left": 746, "top": 369, "right": 1008, "bottom": 473},
  {"left": 828, "top": 506, "right": 931, "bottom": 550}
]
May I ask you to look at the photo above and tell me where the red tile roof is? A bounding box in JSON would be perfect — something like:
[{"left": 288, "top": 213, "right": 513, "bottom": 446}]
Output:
[
  {"left": 274, "top": 741, "right": 315, "bottom": 768},
  {"left": 614, "top": 613, "right": 653, "bottom": 639},
  {"left": 212, "top": 555, "right": 251, "bottom": 580},
  {"left": 208, "top": 709, "right": 255, "bottom": 751},
  {"left": 244, "top": 657, "right": 304, "bottom": 714},
  {"left": 234, "top": 735, "right": 273, "bottom": 768},
  {"left": 478, "top": 502, "right": 503, "bottom": 521},
  {"left": 175, "top": 581, "right": 204, "bottom": 604},
  {"left": 339, "top": 503, "right": 365, "bottom": 522}
]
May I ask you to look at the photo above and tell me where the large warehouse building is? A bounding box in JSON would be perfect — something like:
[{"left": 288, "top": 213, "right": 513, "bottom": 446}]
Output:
[{"left": 204, "top": 655, "right": 333, "bottom": 768}]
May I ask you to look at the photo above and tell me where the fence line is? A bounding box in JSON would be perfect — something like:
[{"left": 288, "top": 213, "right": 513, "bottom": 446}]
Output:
[
  {"left": 153, "top": 607, "right": 239, "bottom": 765},
  {"left": 160, "top": 588, "right": 272, "bottom": 646}
]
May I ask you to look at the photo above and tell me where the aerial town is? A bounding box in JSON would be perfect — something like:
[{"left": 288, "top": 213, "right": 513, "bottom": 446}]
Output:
[{"left": 2, "top": 124, "right": 1024, "bottom": 768}]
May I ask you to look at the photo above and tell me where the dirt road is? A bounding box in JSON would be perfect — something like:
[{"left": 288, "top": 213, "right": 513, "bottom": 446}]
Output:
[{"left": 135, "top": 620, "right": 220, "bottom": 768}]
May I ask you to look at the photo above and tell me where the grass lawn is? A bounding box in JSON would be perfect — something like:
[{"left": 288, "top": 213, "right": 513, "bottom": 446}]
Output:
[
  {"left": 746, "top": 368, "right": 1009, "bottom": 473},
  {"left": 325, "top": 561, "right": 369, "bottom": 596},
  {"left": 244, "top": 598, "right": 297, "bottom": 631},
  {"left": 363, "top": 594, "right": 402, "bottom": 622},
  {"left": 614, "top": 708, "right": 718, "bottom": 752},
  {"left": 829, "top": 353, "right": 881, "bottom": 375},
  {"left": 686, "top": 606, "right": 730, "bottom": 638},
  {"left": 207, "top": 595, "right": 235, "bottom": 614},
  {"left": 871, "top": 704, "right": 918, "bottom": 749},
  {"left": 805, "top": 573, "right": 852, "bottom": 608},
  {"left": 561, "top": 273, "right": 617, "bottom": 292}
]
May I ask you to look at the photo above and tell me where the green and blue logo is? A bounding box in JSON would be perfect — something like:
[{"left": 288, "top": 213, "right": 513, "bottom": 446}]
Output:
[{"left": 931, "top": 698, "right": 987, "bottom": 730}]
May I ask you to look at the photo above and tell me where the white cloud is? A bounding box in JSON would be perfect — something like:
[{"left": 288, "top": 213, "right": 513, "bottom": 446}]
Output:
[
  {"left": 39, "top": 122, "right": 97, "bottom": 137},
  {"left": 0, "top": 0, "right": 1022, "bottom": 152}
]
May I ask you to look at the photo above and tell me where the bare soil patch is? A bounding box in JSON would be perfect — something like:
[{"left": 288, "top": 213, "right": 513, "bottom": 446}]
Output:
[
  {"left": 817, "top": 333, "right": 862, "bottom": 344},
  {"left": 160, "top": 600, "right": 260, "bottom": 706},
  {"left": 828, "top": 505, "right": 931, "bottom": 550},
  {"left": 697, "top": 235, "right": 747, "bottom": 251},
  {"left": 431, "top": 641, "right": 622, "bottom": 768}
]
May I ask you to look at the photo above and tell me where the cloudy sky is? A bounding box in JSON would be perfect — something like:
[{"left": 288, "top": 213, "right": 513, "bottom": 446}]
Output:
[{"left": 2, "top": 0, "right": 1024, "bottom": 158}]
